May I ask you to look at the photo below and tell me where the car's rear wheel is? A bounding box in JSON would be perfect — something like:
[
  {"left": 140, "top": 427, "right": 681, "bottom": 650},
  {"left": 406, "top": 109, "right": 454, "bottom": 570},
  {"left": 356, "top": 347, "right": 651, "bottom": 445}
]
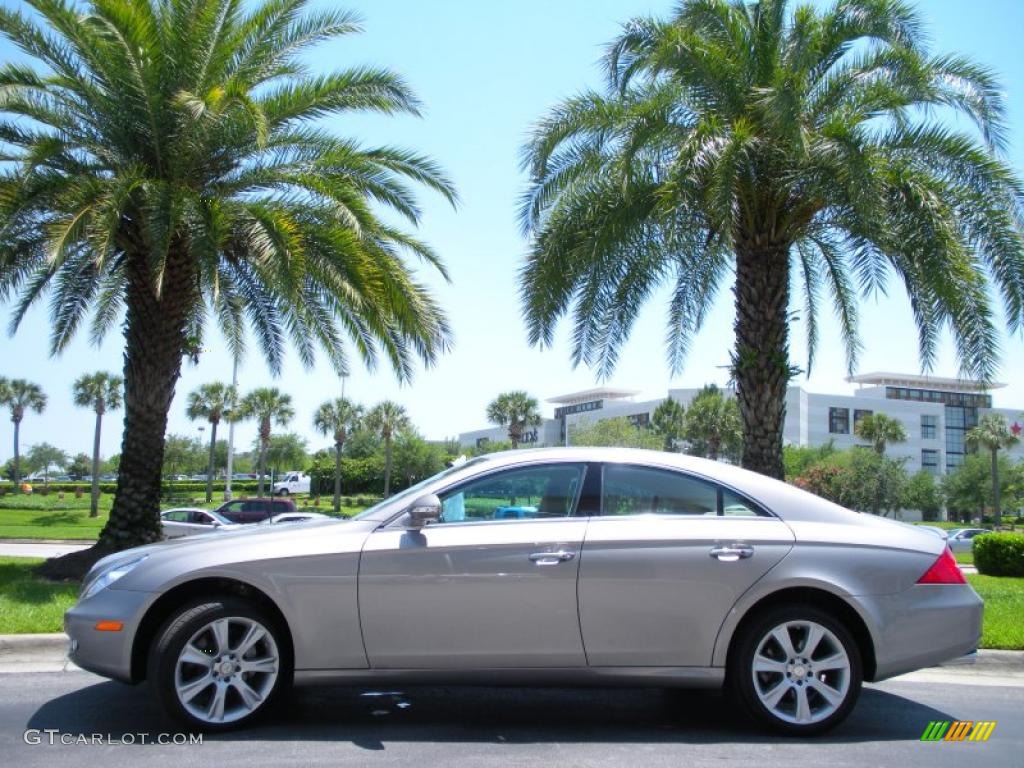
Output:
[
  {"left": 149, "top": 597, "right": 291, "bottom": 731},
  {"left": 276, "top": 489, "right": 289, "bottom": 496},
  {"left": 729, "top": 605, "right": 862, "bottom": 736}
]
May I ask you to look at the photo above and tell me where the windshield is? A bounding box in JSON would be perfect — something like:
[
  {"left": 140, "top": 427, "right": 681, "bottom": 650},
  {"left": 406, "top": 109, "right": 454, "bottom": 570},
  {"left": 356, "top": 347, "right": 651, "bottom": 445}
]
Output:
[{"left": 353, "top": 457, "right": 491, "bottom": 521}]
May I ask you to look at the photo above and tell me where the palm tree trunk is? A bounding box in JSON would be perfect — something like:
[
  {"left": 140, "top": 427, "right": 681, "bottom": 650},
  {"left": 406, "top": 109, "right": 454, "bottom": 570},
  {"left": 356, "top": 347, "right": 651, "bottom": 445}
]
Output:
[
  {"left": 12, "top": 418, "right": 20, "bottom": 489},
  {"left": 99, "top": 247, "right": 194, "bottom": 550},
  {"left": 384, "top": 436, "right": 393, "bottom": 497},
  {"left": 205, "top": 421, "right": 217, "bottom": 503},
  {"left": 991, "top": 446, "right": 1001, "bottom": 527},
  {"left": 733, "top": 242, "right": 790, "bottom": 480},
  {"left": 333, "top": 441, "right": 342, "bottom": 515},
  {"left": 258, "top": 442, "right": 268, "bottom": 496},
  {"left": 89, "top": 410, "right": 102, "bottom": 518}
]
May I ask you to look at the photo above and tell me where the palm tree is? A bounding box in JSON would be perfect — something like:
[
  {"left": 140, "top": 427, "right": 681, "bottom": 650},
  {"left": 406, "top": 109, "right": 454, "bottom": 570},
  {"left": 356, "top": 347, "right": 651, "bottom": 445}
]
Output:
[
  {"left": 186, "top": 383, "right": 237, "bottom": 503},
  {"left": 486, "top": 392, "right": 542, "bottom": 448},
  {"left": 0, "top": 0, "right": 455, "bottom": 557},
  {"left": 683, "top": 385, "right": 742, "bottom": 461},
  {"left": 366, "top": 401, "right": 410, "bottom": 497},
  {"left": 855, "top": 413, "right": 907, "bottom": 455},
  {"left": 0, "top": 380, "right": 47, "bottom": 488},
  {"left": 72, "top": 372, "right": 123, "bottom": 517},
  {"left": 313, "top": 398, "right": 363, "bottom": 513},
  {"left": 967, "top": 413, "right": 1019, "bottom": 526},
  {"left": 520, "top": 0, "right": 1024, "bottom": 481},
  {"left": 237, "top": 388, "right": 295, "bottom": 497},
  {"left": 652, "top": 397, "right": 686, "bottom": 451}
]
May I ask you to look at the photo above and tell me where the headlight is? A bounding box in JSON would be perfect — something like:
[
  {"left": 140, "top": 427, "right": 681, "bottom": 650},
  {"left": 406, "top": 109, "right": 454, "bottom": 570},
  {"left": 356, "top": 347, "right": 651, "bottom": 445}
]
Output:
[{"left": 81, "top": 555, "right": 148, "bottom": 600}]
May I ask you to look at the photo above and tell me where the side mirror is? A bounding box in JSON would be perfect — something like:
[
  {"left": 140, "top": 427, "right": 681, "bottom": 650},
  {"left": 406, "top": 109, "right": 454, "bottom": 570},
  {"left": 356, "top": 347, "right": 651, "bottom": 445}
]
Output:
[{"left": 407, "top": 494, "right": 442, "bottom": 528}]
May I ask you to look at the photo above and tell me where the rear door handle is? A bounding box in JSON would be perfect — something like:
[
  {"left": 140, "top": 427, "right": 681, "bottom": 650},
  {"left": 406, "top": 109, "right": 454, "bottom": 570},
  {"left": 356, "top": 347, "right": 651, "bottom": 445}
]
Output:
[
  {"left": 709, "top": 544, "right": 754, "bottom": 562},
  {"left": 529, "top": 550, "right": 576, "bottom": 565}
]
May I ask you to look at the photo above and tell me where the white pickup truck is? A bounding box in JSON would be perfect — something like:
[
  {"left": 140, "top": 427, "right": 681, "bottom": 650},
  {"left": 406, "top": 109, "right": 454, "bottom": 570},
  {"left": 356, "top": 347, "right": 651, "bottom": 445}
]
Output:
[{"left": 271, "top": 471, "right": 311, "bottom": 496}]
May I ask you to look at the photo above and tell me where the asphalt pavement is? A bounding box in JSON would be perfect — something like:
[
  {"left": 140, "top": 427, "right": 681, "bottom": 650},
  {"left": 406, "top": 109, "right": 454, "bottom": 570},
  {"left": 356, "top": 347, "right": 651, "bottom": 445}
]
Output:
[{"left": 1, "top": 669, "right": 1021, "bottom": 768}]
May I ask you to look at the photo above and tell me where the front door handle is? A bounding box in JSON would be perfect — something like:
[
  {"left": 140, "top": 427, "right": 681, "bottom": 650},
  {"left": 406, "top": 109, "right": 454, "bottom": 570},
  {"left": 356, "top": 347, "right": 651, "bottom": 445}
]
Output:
[
  {"left": 709, "top": 544, "right": 754, "bottom": 562},
  {"left": 528, "top": 550, "right": 576, "bottom": 565}
]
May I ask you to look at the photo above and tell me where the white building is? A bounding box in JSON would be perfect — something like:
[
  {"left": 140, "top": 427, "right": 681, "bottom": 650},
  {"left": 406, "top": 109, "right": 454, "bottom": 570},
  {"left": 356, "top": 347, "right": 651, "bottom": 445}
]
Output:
[{"left": 459, "top": 372, "right": 1024, "bottom": 476}]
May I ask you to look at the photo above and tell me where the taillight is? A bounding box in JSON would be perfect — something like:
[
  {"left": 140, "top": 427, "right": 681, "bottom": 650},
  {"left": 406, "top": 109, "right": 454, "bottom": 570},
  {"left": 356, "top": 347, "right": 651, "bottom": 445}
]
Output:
[{"left": 917, "top": 547, "right": 966, "bottom": 584}]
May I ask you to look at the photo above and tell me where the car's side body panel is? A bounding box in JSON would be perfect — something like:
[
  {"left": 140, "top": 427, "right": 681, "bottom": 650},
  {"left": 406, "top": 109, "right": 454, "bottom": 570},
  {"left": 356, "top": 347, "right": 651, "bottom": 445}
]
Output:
[
  {"left": 359, "top": 518, "right": 588, "bottom": 668},
  {"left": 579, "top": 516, "right": 795, "bottom": 666}
]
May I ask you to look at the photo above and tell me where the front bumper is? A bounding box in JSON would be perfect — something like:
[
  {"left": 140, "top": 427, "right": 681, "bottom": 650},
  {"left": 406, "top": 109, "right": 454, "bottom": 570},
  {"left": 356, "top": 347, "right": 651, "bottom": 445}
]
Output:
[{"left": 64, "top": 588, "right": 153, "bottom": 683}]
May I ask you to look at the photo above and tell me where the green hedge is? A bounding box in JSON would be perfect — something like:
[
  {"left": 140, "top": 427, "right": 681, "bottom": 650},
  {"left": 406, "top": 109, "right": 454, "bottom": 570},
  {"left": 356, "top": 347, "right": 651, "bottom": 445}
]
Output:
[{"left": 974, "top": 533, "right": 1024, "bottom": 577}]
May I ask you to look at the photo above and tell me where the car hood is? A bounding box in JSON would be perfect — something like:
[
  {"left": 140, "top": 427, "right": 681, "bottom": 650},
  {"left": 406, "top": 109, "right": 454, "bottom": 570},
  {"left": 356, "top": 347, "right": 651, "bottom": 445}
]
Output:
[{"left": 99, "top": 517, "right": 379, "bottom": 593}]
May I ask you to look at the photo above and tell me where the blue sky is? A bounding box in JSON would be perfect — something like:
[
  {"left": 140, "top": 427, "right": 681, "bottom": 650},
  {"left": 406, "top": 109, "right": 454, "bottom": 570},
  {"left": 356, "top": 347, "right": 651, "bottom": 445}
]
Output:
[{"left": 1, "top": 0, "right": 1023, "bottom": 461}]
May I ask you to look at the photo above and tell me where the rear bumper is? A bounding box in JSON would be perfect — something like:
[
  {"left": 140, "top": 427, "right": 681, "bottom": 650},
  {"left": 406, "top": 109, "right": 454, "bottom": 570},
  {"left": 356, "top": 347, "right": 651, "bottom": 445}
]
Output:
[
  {"left": 859, "top": 583, "right": 983, "bottom": 682},
  {"left": 64, "top": 588, "right": 153, "bottom": 683}
]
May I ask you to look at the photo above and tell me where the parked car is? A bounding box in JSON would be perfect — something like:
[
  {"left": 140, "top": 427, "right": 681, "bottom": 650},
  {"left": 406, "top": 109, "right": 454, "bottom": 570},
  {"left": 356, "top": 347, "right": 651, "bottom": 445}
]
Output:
[
  {"left": 271, "top": 471, "right": 311, "bottom": 496},
  {"left": 212, "top": 497, "right": 297, "bottom": 524},
  {"left": 917, "top": 525, "right": 949, "bottom": 540},
  {"left": 264, "top": 511, "right": 331, "bottom": 525},
  {"left": 946, "top": 528, "right": 992, "bottom": 552},
  {"left": 160, "top": 509, "right": 239, "bottom": 539},
  {"left": 66, "top": 448, "right": 980, "bottom": 735}
]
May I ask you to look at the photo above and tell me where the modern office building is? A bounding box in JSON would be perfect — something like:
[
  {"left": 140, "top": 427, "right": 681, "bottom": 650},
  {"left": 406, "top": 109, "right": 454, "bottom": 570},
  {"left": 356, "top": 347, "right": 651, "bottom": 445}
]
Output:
[{"left": 458, "top": 372, "right": 1024, "bottom": 476}]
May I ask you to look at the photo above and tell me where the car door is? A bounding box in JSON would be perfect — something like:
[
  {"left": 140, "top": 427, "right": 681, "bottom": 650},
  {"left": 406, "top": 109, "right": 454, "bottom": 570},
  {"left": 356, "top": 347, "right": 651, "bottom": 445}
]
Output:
[
  {"left": 578, "top": 463, "right": 795, "bottom": 667},
  {"left": 359, "top": 462, "right": 591, "bottom": 669}
]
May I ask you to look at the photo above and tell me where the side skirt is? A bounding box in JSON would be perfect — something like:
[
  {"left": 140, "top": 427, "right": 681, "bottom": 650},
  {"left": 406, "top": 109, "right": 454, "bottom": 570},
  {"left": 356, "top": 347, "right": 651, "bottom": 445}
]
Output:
[{"left": 294, "top": 666, "right": 725, "bottom": 689}]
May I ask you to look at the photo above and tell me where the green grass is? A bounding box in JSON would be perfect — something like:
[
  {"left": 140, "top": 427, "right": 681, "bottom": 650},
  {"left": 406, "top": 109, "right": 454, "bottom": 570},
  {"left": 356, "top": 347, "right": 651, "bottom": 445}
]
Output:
[
  {"left": 0, "top": 507, "right": 108, "bottom": 540},
  {"left": 967, "top": 574, "right": 1024, "bottom": 650},
  {"left": 954, "top": 551, "right": 974, "bottom": 565},
  {"left": 0, "top": 557, "right": 78, "bottom": 633}
]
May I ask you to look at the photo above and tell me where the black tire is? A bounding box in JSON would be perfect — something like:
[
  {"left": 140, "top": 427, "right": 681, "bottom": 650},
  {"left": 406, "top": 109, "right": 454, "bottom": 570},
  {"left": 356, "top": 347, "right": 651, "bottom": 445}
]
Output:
[
  {"left": 728, "top": 604, "right": 862, "bottom": 736},
  {"left": 148, "top": 597, "right": 292, "bottom": 731},
  {"left": 276, "top": 489, "right": 289, "bottom": 497}
]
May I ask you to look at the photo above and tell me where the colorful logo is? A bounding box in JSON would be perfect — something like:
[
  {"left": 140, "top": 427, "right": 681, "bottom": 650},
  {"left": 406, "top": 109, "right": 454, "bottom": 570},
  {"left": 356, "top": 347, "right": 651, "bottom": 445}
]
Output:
[{"left": 920, "top": 721, "right": 996, "bottom": 742}]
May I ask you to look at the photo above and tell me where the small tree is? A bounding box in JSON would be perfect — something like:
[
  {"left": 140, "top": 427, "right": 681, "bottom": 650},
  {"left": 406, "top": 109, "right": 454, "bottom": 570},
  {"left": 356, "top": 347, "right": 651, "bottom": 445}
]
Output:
[
  {"left": 652, "top": 398, "right": 686, "bottom": 451},
  {"left": 262, "top": 433, "right": 309, "bottom": 477},
  {"left": 902, "top": 471, "right": 944, "bottom": 522},
  {"left": 0, "top": 379, "right": 47, "bottom": 488},
  {"left": 186, "top": 383, "right": 237, "bottom": 502},
  {"left": 366, "top": 401, "right": 411, "bottom": 497},
  {"left": 238, "top": 389, "right": 295, "bottom": 496},
  {"left": 67, "top": 453, "right": 92, "bottom": 480},
  {"left": 72, "top": 372, "right": 123, "bottom": 516},
  {"left": 313, "top": 398, "right": 363, "bottom": 514},
  {"left": 683, "top": 385, "right": 741, "bottom": 461},
  {"left": 486, "top": 392, "right": 542, "bottom": 448},
  {"left": 854, "top": 413, "right": 907, "bottom": 455},
  {"left": 966, "top": 413, "right": 1020, "bottom": 526},
  {"left": 569, "top": 417, "right": 663, "bottom": 449},
  {"left": 27, "top": 443, "right": 67, "bottom": 487}
]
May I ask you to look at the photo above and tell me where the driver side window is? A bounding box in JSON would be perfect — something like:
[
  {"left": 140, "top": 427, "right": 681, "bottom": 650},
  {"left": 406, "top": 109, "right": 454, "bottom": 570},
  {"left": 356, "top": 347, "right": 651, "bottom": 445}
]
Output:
[{"left": 438, "top": 464, "right": 586, "bottom": 524}]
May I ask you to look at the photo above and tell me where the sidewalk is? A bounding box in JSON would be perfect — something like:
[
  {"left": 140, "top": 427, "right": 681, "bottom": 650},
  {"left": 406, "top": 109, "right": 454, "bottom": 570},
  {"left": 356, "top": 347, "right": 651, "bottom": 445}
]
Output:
[
  {"left": 0, "top": 541, "right": 91, "bottom": 558},
  {"left": 2, "top": 632, "right": 1022, "bottom": 682}
]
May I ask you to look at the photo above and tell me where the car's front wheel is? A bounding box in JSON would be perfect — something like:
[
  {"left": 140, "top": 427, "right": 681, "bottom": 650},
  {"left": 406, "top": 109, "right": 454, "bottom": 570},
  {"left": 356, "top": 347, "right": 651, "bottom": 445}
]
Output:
[
  {"left": 149, "top": 597, "right": 291, "bottom": 730},
  {"left": 729, "top": 605, "right": 862, "bottom": 736}
]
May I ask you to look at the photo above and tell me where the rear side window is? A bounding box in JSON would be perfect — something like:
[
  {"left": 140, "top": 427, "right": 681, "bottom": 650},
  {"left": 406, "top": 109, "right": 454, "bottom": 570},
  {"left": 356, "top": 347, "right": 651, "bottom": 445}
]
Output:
[{"left": 601, "top": 465, "right": 765, "bottom": 517}]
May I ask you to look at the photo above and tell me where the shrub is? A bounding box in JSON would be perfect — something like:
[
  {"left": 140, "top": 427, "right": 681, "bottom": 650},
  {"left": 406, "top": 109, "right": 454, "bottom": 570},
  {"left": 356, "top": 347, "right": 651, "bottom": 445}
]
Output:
[{"left": 974, "top": 533, "right": 1024, "bottom": 577}]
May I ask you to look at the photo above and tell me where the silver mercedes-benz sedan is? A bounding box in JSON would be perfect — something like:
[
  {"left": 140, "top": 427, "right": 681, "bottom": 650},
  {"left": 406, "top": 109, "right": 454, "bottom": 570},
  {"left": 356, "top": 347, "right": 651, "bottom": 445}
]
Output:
[{"left": 65, "top": 448, "right": 981, "bottom": 735}]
